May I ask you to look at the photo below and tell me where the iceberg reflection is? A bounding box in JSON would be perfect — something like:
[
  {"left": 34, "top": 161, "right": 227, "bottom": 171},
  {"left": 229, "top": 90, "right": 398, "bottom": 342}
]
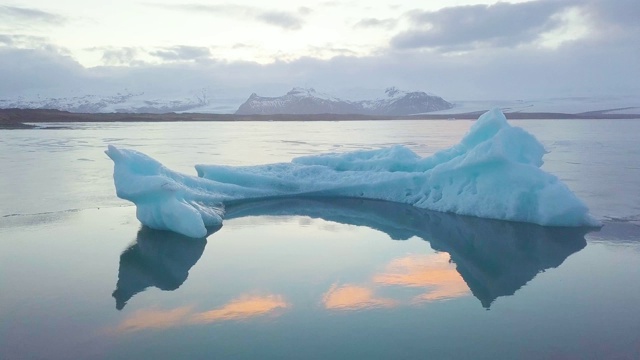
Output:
[
  {"left": 112, "top": 227, "right": 213, "bottom": 310},
  {"left": 113, "top": 197, "right": 590, "bottom": 310},
  {"left": 224, "top": 198, "right": 589, "bottom": 308}
]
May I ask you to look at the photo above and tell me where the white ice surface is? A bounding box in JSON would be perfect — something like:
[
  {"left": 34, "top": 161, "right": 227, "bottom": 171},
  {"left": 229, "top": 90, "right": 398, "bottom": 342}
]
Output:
[
  {"left": 106, "top": 109, "right": 600, "bottom": 238},
  {"left": 429, "top": 96, "right": 640, "bottom": 115}
]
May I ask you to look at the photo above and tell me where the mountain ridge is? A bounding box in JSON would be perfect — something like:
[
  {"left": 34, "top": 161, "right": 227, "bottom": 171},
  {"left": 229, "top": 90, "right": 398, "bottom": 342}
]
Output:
[
  {"left": 1, "top": 88, "right": 638, "bottom": 116},
  {"left": 235, "top": 87, "right": 454, "bottom": 115}
]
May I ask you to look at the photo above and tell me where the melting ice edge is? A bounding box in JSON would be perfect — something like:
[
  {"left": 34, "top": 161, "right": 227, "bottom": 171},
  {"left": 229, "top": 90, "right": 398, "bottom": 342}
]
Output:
[{"left": 106, "top": 109, "right": 600, "bottom": 238}]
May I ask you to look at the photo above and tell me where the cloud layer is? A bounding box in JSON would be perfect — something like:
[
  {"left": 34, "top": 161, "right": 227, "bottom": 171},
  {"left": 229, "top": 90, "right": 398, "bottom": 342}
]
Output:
[
  {"left": 0, "top": 0, "right": 638, "bottom": 102},
  {"left": 392, "top": 1, "right": 574, "bottom": 50},
  {"left": 152, "top": 3, "right": 309, "bottom": 30},
  {"left": 0, "top": 5, "right": 66, "bottom": 25}
]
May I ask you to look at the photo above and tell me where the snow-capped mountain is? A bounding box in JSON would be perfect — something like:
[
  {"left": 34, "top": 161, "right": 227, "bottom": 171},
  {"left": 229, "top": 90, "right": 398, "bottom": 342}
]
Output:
[
  {"left": 361, "top": 87, "right": 454, "bottom": 115},
  {"left": 5, "top": 86, "right": 633, "bottom": 116},
  {"left": 0, "top": 90, "right": 239, "bottom": 114},
  {"left": 235, "top": 87, "right": 453, "bottom": 115},
  {"left": 236, "top": 88, "right": 357, "bottom": 115}
]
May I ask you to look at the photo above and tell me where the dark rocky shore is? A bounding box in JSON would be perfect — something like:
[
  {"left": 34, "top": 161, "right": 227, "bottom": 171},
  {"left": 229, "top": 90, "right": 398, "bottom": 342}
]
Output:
[{"left": 1, "top": 108, "right": 638, "bottom": 129}]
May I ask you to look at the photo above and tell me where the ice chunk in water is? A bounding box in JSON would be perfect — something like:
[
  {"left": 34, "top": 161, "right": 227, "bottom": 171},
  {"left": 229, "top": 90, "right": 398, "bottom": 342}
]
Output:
[{"left": 106, "top": 109, "right": 600, "bottom": 238}]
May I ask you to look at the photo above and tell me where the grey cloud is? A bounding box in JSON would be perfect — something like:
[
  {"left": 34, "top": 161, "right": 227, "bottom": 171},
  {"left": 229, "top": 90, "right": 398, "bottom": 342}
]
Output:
[
  {"left": 298, "top": 7, "right": 313, "bottom": 16},
  {"left": 150, "top": 46, "right": 211, "bottom": 61},
  {"left": 152, "top": 3, "right": 307, "bottom": 30},
  {"left": 391, "top": 1, "right": 573, "bottom": 50},
  {"left": 88, "top": 45, "right": 212, "bottom": 65},
  {"left": 1, "top": 21, "right": 638, "bottom": 103},
  {"left": 99, "top": 47, "right": 140, "bottom": 66},
  {"left": 0, "top": 5, "right": 66, "bottom": 25},
  {"left": 0, "top": 34, "right": 12, "bottom": 45},
  {"left": 585, "top": 0, "right": 640, "bottom": 28},
  {"left": 354, "top": 18, "right": 397, "bottom": 29},
  {"left": 307, "top": 45, "right": 359, "bottom": 58},
  {"left": 0, "top": 34, "right": 70, "bottom": 56},
  {"left": 318, "top": 1, "right": 354, "bottom": 8},
  {"left": 0, "top": 34, "right": 49, "bottom": 46},
  {"left": 0, "top": 47, "right": 86, "bottom": 95},
  {"left": 580, "top": 0, "right": 640, "bottom": 43},
  {"left": 256, "top": 11, "right": 304, "bottom": 30}
]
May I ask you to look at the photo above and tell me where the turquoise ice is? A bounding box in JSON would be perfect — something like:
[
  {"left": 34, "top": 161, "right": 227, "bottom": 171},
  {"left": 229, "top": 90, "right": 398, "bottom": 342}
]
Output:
[{"left": 106, "top": 109, "right": 600, "bottom": 238}]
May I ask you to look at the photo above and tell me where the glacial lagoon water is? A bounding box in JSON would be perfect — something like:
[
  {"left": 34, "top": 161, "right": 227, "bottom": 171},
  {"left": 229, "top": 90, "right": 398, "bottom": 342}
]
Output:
[{"left": 1, "top": 119, "right": 639, "bottom": 359}]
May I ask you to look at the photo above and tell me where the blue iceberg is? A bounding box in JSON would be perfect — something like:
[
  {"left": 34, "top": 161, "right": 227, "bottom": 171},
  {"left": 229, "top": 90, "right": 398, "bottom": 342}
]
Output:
[{"left": 105, "top": 109, "right": 600, "bottom": 238}]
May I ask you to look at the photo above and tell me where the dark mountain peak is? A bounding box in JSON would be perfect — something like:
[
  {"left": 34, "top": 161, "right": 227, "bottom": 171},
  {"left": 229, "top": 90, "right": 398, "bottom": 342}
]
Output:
[
  {"left": 235, "top": 87, "right": 453, "bottom": 115},
  {"left": 385, "top": 87, "right": 400, "bottom": 97},
  {"left": 287, "top": 87, "right": 316, "bottom": 96}
]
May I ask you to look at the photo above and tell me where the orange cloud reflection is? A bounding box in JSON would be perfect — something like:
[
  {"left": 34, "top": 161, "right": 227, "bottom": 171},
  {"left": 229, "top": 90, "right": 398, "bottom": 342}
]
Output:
[
  {"left": 323, "top": 283, "right": 395, "bottom": 311},
  {"left": 191, "top": 294, "right": 289, "bottom": 324},
  {"left": 116, "top": 294, "right": 289, "bottom": 333},
  {"left": 374, "top": 253, "right": 470, "bottom": 302},
  {"left": 117, "top": 306, "right": 194, "bottom": 332}
]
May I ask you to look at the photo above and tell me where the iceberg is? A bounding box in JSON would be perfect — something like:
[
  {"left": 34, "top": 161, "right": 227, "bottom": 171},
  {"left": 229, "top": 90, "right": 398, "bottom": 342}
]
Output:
[{"left": 105, "top": 109, "right": 600, "bottom": 238}]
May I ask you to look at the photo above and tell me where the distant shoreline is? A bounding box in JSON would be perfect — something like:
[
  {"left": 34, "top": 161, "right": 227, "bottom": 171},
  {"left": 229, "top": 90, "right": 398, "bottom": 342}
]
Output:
[{"left": 1, "top": 108, "right": 639, "bottom": 129}]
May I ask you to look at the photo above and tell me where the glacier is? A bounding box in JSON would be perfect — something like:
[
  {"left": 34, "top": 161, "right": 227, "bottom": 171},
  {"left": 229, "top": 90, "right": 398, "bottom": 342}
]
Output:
[{"left": 105, "top": 109, "right": 600, "bottom": 238}]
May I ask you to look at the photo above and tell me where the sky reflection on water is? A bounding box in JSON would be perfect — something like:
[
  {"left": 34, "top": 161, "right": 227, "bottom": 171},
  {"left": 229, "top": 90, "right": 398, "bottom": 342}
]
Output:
[
  {"left": 2, "top": 120, "right": 639, "bottom": 359},
  {"left": 113, "top": 198, "right": 590, "bottom": 321}
]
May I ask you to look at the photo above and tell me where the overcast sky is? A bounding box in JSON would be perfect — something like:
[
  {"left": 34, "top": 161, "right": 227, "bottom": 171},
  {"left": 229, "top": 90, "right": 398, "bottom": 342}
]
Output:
[{"left": 1, "top": 0, "right": 638, "bottom": 101}]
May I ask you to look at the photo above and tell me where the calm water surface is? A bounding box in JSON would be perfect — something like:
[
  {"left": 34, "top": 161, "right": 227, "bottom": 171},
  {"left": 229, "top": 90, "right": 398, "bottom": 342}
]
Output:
[{"left": 1, "top": 120, "right": 639, "bottom": 359}]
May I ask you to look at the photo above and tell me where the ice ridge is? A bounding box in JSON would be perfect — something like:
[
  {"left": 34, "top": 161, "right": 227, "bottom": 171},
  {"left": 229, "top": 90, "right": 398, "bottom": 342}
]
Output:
[{"left": 105, "top": 109, "right": 600, "bottom": 238}]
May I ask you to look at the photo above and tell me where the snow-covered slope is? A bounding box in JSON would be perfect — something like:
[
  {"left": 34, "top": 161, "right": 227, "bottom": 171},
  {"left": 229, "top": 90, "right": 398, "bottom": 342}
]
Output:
[
  {"left": 361, "top": 87, "right": 454, "bottom": 115},
  {"left": 235, "top": 87, "right": 453, "bottom": 115},
  {"left": 2, "top": 87, "right": 637, "bottom": 115},
  {"left": 235, "top": 88, "right": 357, "bottom": 115},
  {"left": 430, "top": 96, "right": 640, "bottom": 115},
  {"left": 0, "top": 91, "right": 240, "bottom": 114}
]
